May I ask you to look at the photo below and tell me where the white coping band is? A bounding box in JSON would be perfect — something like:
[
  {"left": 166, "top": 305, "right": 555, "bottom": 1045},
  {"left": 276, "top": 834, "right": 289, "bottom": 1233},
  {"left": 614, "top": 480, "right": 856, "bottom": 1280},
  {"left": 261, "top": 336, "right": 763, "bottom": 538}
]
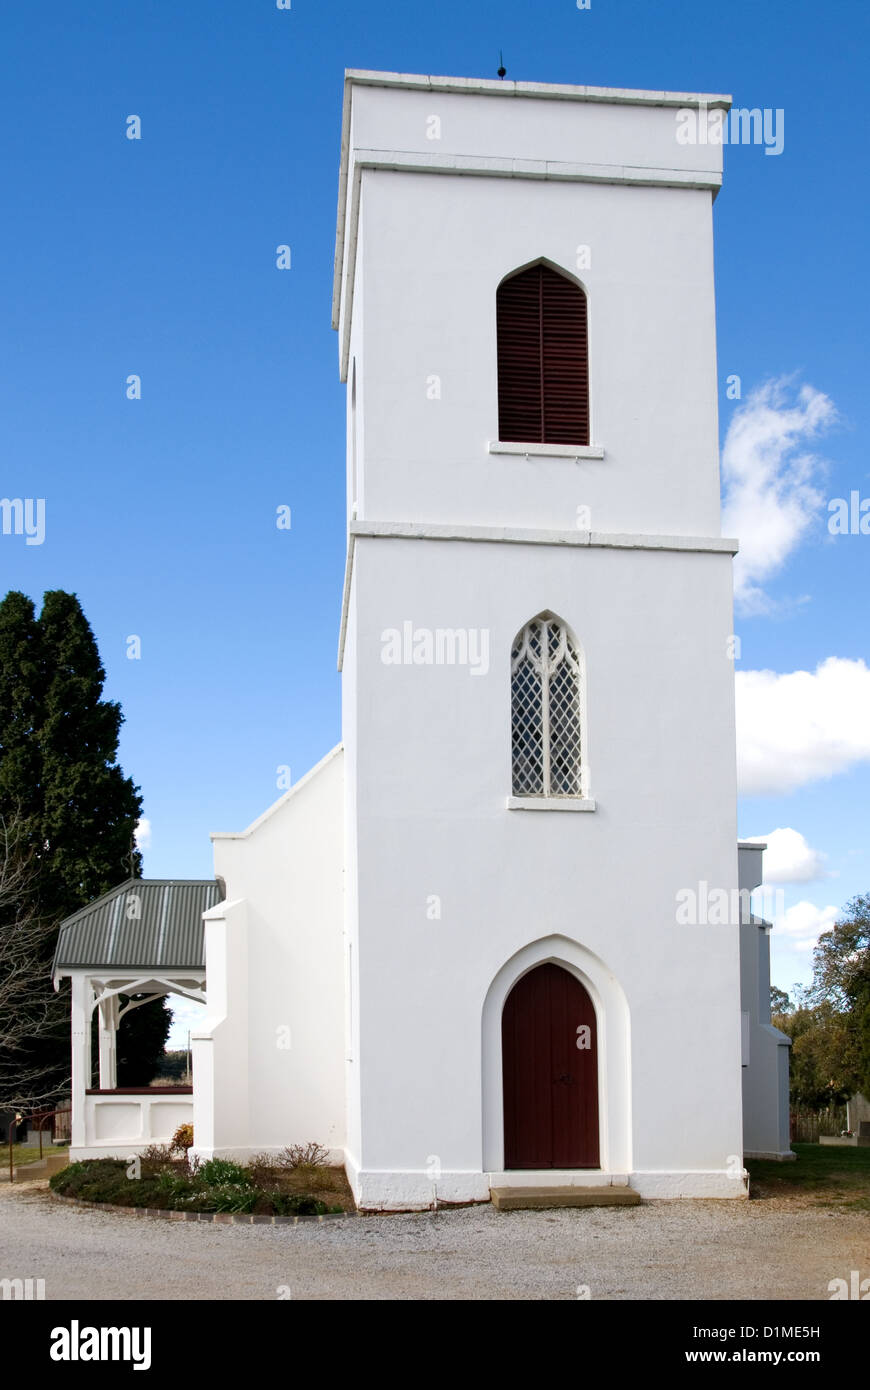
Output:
[{"left": 336, "top": 521, "right": 739, "bottom": 670}]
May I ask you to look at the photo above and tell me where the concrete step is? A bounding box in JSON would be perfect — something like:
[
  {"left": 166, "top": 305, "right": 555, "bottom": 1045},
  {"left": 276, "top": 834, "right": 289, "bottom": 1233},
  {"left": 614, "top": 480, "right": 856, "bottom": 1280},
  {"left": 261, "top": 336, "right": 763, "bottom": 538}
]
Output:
[
  {"left": 1, "top": 1151, "right": 70, "bottom": 1182},
  {"left": 491, "top": 1184, "right": 641, "bottom": 1211}
]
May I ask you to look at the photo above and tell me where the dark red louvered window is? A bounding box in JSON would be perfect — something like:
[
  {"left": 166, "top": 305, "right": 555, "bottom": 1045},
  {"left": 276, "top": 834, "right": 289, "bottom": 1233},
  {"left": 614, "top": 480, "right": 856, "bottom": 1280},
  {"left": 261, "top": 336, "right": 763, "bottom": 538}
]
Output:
[{"left": 497, "top": 264, "right": 589, "bottom": 446}]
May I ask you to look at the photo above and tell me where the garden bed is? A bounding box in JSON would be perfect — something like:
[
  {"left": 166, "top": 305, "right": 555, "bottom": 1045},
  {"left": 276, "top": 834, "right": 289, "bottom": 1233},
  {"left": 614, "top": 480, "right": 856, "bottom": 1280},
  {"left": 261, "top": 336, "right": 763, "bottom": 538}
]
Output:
[{"left": 49, "top": 1142, "right": 356, "bottom": 1217}]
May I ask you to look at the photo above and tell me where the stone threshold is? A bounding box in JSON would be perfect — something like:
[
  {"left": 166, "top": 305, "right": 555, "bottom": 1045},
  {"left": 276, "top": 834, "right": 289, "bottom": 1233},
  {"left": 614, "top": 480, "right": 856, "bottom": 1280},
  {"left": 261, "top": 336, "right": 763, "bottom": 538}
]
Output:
[{"left": 491, "top": 1185, "right": 642, "bottom": 1210}]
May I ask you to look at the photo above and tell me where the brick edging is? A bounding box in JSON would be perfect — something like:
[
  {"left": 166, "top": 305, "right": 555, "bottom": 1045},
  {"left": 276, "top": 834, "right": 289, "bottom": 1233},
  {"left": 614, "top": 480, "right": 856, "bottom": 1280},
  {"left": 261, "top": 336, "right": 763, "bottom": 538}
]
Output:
[{"left": 50, "top": 1191, "right": 357, "bottom": 1224}]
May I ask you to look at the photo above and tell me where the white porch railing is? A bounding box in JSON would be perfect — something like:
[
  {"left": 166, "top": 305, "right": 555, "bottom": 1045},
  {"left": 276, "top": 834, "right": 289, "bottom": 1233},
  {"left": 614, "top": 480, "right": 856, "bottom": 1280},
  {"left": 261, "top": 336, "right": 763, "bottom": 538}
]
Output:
[{"left": 79, "top": 1088, "right": 193, "bottom": 1154}]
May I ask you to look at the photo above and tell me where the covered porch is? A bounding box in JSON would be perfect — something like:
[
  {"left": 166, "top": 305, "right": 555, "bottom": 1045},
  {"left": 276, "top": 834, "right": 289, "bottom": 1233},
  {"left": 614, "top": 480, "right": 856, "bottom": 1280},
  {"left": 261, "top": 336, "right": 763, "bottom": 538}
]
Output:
[{"left": 52, "top": 879, "right": 221, "bottom": 1159}]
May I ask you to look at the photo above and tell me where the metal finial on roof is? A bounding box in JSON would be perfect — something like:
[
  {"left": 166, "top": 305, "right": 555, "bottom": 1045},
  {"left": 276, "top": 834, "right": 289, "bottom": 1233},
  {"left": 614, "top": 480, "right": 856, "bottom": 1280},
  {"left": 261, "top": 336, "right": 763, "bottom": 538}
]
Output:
[{"left": 497, "top": 51, "right": 506, "bottom": 80}]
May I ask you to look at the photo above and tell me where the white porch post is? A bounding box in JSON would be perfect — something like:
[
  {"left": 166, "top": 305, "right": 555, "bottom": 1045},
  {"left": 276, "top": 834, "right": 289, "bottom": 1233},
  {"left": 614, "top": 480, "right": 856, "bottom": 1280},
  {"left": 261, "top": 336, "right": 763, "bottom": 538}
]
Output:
[
  {"left": 70, "top": 974, "right": 92, "bottom": 1148},
  {"left": 97, "top": 994, "right": 119, "bottom": 1090},
  {"left": 191, "top": 898, "right": 248, "bottom": 1160}
]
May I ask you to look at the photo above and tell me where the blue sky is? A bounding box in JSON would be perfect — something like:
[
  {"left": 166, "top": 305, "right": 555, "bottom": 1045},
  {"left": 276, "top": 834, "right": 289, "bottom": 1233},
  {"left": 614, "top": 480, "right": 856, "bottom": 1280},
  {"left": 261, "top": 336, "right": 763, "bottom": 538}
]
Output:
[{"left": 1, "top": 0, "right": 868, "bottom": 1032}]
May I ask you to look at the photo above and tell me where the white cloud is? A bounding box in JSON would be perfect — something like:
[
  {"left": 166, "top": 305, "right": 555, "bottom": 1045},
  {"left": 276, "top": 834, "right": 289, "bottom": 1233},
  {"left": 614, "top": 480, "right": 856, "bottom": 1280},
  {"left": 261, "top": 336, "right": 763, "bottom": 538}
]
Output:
[
  {"left": 772, "top": 900, "right": 840, "bottom": 953},
  {"left": 721, "top": 377, "right": 837, "bottom": 614},
  {"left": 167, "top": 999, "right": 208, "bottom": 1050},
  {"left": 134, "top": 817, "right": 152, "bottom": 850},
  {"left": 743, "top": 827, "right": 828, "bottom": 883},
  {"left": 736, "top": 657, "right": 870, "bottom": 795}
]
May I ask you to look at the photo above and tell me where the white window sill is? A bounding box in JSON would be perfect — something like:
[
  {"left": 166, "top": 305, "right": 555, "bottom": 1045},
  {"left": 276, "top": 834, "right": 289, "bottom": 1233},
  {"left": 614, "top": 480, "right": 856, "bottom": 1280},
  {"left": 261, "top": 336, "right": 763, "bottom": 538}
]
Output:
[
  {"left": 488, "top": 441, "right": 605, "bottom": 460},
  {"left": 507, "top": 796, "right": 596, "bottom": 812}
]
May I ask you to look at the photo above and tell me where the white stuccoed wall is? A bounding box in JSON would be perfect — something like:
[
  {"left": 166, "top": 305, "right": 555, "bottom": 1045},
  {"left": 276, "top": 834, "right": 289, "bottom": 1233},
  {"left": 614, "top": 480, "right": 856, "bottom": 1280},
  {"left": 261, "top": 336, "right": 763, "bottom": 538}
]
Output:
[
  {"left": 738, "top": 843, "right": 793, "bottom": 1159},
  {"left": 358, "top": 176, "right": 721, "bottom": 537},
  {"left": 198, "top": 748, "right": 346, "bottom": 1161},
  {"left": 338, "top": 72, "right": 746, "bottom": 1206}
]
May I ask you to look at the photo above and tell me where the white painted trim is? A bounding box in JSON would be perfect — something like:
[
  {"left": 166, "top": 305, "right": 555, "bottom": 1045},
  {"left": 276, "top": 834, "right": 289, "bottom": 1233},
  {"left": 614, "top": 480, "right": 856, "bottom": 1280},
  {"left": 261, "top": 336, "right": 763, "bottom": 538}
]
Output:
[
  {"left": 332, "top": 67, "right": 731, "bottom": 370},
  {"left": 56, "top": 967, "right": 206, "bottom": 989},
  {"left": 344, "top": 1165, "right": 748, "bottom": 1208},
  {"left": 337, "top": 152, "right": 722, "bottom": 378},
  {"left": 337, "top": 522, "right": 738, "bottom": 671},
  {"left": 333, "top": 70, "right": 731, "bottom": 330},
  {"left": 201, "top": 896, "right": 245, "bottom": 923},
  {"left": 90, "top": 977, "right": 205, "bottom": 1008},
  {"left": 507, "top": 796, "right": 596, "bottom": 812},
  {"left": 489, "top": 441, "right": 605, "bottom": 460},
  {"left": 351, "top": 519, "right": 738, "bottom": 553},
  {"left": 630, "top": 1170, "right": 748, "bottom": 1198},
  {"left": 337, "top": 161, "right": 363, "bottom": 377},
  {"left": 337, "top": 527, "right": 354, "bottom": 671},
  {"left": 355, "top": 149, "right": 723, "bottom": 189},
  {"left": 349, "top": 1165, "right": 492, "bottom": 1210},
  {"left": 331, "top": 77, "right": 355, "bottom": 331},
  {"left": 344, "top": 69, "right": 732, "bottom": 107}
]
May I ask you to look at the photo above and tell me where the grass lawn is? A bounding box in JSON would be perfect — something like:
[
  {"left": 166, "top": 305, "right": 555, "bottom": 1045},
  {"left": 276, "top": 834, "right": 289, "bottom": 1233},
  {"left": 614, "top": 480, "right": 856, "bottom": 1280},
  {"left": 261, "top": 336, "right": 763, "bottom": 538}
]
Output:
[
  {"left": 747, "top": 1142, "right": 870, "bottom": 1211},
  {"left": 6, "top": 1143, "right": 67, "bottom": 1167}
]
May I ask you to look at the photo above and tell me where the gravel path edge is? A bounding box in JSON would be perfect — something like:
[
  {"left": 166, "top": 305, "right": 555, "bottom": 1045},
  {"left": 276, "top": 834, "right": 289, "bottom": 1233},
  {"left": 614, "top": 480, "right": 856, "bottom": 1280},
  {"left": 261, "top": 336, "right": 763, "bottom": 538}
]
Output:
[{"left": 49, "top": 1190, "right": 360, "bottom": 1225}]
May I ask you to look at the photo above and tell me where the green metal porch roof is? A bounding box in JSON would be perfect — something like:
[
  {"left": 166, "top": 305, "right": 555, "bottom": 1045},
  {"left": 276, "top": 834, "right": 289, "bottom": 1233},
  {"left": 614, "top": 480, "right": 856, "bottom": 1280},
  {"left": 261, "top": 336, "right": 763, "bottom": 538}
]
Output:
[{"left": 52, "top": 879, "right": 221, "bottom": 974}]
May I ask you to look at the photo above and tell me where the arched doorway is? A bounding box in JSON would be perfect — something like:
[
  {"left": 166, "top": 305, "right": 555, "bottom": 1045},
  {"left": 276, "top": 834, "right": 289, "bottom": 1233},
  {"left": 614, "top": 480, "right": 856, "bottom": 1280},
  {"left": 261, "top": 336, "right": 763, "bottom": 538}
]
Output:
[{"left": 502, "top": 962, "right": 599, "bottom": 1169}]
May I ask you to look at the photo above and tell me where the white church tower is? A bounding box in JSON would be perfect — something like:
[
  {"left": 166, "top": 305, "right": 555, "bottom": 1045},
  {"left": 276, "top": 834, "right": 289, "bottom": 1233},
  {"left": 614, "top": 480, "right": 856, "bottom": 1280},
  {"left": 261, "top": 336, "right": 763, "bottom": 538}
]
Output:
[
  {"left": 334, "top": 70, "right": 752, "bottom": 1205},
  {"left": 57, "top": 69, "right": 791, "bottom": 1183}
]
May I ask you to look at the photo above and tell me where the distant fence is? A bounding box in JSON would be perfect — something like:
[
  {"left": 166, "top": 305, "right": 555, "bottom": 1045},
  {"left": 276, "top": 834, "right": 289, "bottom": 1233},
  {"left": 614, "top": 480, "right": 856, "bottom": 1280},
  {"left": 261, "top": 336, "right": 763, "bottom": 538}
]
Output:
[
  {"left": 53, "top": 1101, "right": 71, "bottom": 1143},
  {"left": 790, "top": 1106, "right": 847, "bottom": 1143},
  {"left": 25, "top": 1100, "right": 71, "bottom": 1146}
]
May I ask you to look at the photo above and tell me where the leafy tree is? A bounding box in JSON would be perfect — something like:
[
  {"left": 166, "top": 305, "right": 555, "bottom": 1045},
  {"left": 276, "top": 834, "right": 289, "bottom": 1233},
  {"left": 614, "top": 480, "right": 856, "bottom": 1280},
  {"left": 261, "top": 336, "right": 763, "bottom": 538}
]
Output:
[
  {"left": 0, "top": 590, "right": 170, "bottom": 1105},
  {"left": 0, "top": 592, "right": 44, "bottom": 824},
  {"left": 153, "top": 1049, "right": 192, "bottom": 1083},
  {"left": 770, "top": 985, "right": 792, "bottom": 1016},
  {"left": 89, "top": 994, "right": 173, "bottom": 1088},
  {"left": 117, "top": 996, "right": 173, "bottom": 1086},
  {"left": 36, "top": 591, "right": 144, "bottom": 916},
  {"left": 779, "top": 1002, "right": 855, "bottom": 1110},
  {"left": 809, "top": 895, "right": 870, "bottom": 1097}
]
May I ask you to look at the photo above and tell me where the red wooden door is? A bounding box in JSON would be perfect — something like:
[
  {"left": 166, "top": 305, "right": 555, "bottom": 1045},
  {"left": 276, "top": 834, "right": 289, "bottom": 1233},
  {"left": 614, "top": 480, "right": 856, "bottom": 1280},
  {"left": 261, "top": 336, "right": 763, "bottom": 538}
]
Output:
[{"left": 502, "top": 963, "right": 599, "bottom": 1169}]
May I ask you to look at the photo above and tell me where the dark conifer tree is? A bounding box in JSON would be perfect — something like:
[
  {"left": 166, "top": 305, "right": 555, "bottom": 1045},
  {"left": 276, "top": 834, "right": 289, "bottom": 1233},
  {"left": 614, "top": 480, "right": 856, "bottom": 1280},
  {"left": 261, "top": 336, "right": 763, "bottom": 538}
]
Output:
[{"left": 0, "top": 590, "right": 170, "bottom": 1104}]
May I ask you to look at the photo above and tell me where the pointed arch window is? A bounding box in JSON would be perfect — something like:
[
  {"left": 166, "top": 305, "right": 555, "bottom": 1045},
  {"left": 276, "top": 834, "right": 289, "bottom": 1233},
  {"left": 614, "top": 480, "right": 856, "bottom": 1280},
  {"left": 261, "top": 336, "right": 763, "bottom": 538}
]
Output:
[
  {"left": 511, "top": 615, "right": 583, "bottom": 797},
  {"left": 497, "top": 263, "right": 589, "bottom": 446}
]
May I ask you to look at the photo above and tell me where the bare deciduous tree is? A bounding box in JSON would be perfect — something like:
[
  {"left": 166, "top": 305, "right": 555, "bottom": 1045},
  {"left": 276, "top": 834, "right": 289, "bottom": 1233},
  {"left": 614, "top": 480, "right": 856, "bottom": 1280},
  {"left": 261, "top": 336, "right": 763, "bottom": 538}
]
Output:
[{"left": 0, "top": 816, "right": 70, "bottom": 1111}]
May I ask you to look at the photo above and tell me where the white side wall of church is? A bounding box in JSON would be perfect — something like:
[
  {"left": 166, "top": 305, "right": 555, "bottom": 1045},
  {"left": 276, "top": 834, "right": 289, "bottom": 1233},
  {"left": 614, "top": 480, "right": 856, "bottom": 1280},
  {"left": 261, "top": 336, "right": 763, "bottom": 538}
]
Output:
[{"left": 205, "top": 748, "right": 346, "bottom": 1158}]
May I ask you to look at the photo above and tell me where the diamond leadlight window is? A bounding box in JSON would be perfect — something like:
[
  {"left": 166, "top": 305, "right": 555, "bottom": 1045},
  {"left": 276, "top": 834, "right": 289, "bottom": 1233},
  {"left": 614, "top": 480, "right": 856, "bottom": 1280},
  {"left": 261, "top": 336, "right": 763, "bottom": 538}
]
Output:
[{"left": 511, "top": 616, "right": 583, "bottom": 796}]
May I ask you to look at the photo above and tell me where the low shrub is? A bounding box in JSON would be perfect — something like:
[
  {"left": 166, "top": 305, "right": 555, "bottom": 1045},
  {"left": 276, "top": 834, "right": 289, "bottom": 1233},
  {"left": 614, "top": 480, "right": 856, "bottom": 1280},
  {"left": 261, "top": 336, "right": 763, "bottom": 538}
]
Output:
[
  {"left": 207, "top": 1183, "right": 260, "bottom": 1214},
  {"left": 139, "top": 1144, "right": 177, "bottom": 1178},
  {"left": 269, "top": 1192, "right": 329, "bottom": 1216},
  {"left": 51, "top": 1159, "right": 126, "bottom": 1197},
  {"left": 278, "top": 1142, "right": 330, "bottom": 1170},
  {"left": 156, "top": 1169, "right": 197, "bottom": 1202},
  {"left": 50, "top": 1154, "right": 347, "bottom": 1218},
  {"left": 50, "top": 1159, "right": 139, "bottom": 1207},
  {"left": 246, "top": 1153, "right": 283, "bottom": 1191},
  {"left": 169, "top": 1124, "right": 194, "bottom": 1154},
  {"left": 196, "top": 1157, "right": 252, "bottom": 1188}
]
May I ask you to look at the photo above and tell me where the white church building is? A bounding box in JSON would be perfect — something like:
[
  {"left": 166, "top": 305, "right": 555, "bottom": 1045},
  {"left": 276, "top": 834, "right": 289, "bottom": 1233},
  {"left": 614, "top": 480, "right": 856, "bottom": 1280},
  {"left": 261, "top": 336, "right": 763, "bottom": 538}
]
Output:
[{"left": 55, "top": 70, "right": 792, "bottom": 1207}]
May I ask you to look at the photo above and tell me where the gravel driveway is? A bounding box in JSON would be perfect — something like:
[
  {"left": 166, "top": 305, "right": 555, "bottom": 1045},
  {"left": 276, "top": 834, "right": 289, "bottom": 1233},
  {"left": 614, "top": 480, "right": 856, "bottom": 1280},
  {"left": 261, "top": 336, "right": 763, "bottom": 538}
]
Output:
[{"left": 1, "top": 1181, "right": 867, "bottom": 1300}]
